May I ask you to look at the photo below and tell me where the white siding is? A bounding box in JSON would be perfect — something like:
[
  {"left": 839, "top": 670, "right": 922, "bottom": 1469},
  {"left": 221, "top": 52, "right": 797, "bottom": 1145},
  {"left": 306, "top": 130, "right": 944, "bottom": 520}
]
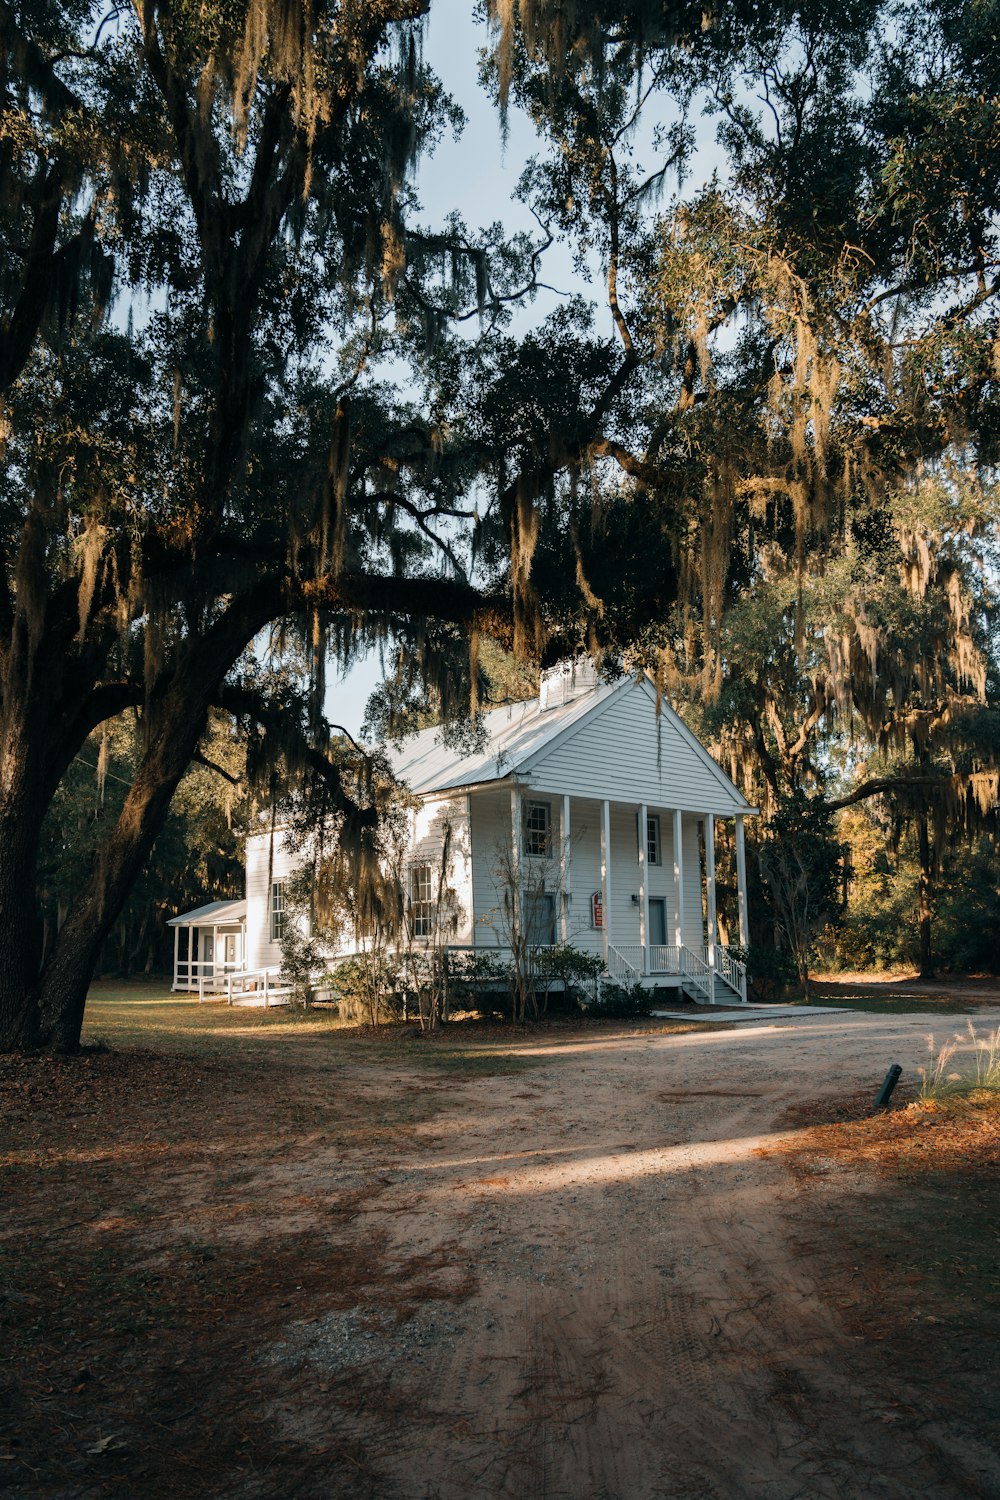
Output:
[
  {"left": 407, "top": 794, "right": 473, "bottom": 946},
  {"left": 682, "top": 816, "right": 705, "bottom": 950},
  {"left": 563, "top": 800, "right": 603, "bottom": 957},
  {"left": 524, "top": 678, "right": 746, "bottom": 814},
  {"left": 245, "top": 831, "right": 302, "bottom": 971},
  {"left": 469, "top": 787, "right": 510, "bottom": 946}
]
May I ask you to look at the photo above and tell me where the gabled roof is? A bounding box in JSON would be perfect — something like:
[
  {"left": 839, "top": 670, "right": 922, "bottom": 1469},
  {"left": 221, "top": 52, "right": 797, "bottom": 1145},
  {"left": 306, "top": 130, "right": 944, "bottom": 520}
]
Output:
[
  {"left": 387, "top": 676, "right": 625, "bottom": 795},
  {"left": 388, "top": 673, "right": 754, "bottom": 814},
  {"left": 167, "top": 898, "right": 247, "bottom": 927}
]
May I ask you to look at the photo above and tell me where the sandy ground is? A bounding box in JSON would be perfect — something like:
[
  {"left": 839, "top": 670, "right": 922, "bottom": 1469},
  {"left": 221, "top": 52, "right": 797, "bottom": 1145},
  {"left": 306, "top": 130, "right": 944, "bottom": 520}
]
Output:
[
  {"left": 6, "top": 1002, "right": 1000, "bottom": 1498},
  {"left": 258, "top": 1009, "right": 1000, "bottom": 1499}
]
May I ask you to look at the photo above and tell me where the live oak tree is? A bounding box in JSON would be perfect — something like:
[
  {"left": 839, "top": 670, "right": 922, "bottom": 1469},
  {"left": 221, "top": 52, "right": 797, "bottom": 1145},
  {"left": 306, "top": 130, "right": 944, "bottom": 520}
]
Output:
[
  {"left": 3, "top": 0, "right": 834, "bottom": 1053},
  {"left": 512, "top": 0, "right": 1000, "bottom": 974},
  {"left": 0, "top": 0, "right": 531, "bottom": 1052},
  {"left": 5, "top": 0, "right": 999, "bottom": 1051}
]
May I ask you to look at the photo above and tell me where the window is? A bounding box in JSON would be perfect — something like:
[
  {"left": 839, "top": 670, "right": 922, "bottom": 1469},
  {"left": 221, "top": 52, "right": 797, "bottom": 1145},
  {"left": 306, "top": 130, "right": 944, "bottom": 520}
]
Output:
[
  {"left": 524, "top": 800, "right": 551, "bottom": 857},
  {"left": 410, "top": 863, "right": 433, "bottom": 938},
  {"left": 647, "top": 815, "right": 661, "bottom": 867},
  {"left": 270, "top": 881, "right": 286, "bottom": 942}
]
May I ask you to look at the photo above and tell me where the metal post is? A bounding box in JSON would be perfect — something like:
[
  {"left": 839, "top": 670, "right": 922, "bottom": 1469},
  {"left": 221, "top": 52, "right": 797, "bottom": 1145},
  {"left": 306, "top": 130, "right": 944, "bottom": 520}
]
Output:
[{"left": 735, "top": 813, "right": 749, "bottom": 948}]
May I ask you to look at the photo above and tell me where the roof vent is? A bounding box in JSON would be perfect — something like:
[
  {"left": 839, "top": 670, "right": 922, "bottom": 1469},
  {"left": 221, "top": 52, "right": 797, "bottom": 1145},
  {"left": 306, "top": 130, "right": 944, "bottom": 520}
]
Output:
[{"left": 539, "top": 658, "right": 599, "bottom": 711}]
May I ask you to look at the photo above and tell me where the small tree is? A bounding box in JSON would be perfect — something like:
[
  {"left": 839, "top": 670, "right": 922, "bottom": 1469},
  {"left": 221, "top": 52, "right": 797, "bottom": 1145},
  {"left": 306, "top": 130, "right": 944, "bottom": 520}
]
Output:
[
  {"left": 758, "top": 796, "right": 846, "bottom": 998},
  {"left": 277, "top": 868, "right": 329, "bottom": 1008},
  {"left": 535, "top": 943, "right": 604, "bottom": 1013}
]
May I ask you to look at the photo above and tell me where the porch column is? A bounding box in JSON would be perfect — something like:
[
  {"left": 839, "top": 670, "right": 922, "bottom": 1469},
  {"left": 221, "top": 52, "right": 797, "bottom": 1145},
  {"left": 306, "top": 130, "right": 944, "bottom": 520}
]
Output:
[
  {"left": 510, "top": 783, "right": 522, "bottom": 934},
  {"left": 600, "top": 798, "right": 611, "bottom": 964},
  {"left": 560, "top": 794, "right": 571, "bottom": 943},
  {"left": 735, "top": 813, "right": 749, "bottom": 947},
  {"left": 706, "top": 813, "right": 717, "bottom": 1002},
  {"left": 172, "top": 924, "right": 180, "bottom": 991},
  {"left": 638, "top": 802, "right": 648, "bottom": 973},
  {"left": 673, "top": 809, "right": 685, "bottom": 950}
]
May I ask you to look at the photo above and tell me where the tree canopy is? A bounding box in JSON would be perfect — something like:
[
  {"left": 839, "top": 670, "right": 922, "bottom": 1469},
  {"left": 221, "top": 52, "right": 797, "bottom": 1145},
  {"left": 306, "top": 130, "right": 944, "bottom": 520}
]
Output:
[{"left": 3, "top": 0, "right": 1000, "bottom": 1049}]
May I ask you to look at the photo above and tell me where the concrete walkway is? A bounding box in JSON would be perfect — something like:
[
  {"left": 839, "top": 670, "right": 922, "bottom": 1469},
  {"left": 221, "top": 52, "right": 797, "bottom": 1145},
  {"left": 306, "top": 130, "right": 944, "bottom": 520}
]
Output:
[{"left": 651, "top": 1003, "right": 854, "bottom": 1023}]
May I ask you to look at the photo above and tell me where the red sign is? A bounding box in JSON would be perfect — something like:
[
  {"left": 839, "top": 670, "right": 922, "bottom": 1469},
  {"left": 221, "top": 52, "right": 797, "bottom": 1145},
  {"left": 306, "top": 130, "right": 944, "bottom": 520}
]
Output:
[{"left": 591, "top": 892, "right": 604, "bottom": 929}]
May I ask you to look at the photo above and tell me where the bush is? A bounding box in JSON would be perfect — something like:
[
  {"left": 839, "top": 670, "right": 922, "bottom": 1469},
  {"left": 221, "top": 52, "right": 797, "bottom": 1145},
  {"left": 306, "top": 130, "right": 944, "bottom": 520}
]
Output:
[
  {"left": 534, "top": 943, "right": 604, "bottom": 1010},
  {"left": 328, "top": 954, "right": 405, "bottom": 1025},
  {"left": 743, "top": 945, "right": 798, "bottom": 1002},
  {"left": 445, "top": 949, "right": 514, "bottom": 1017},
  {"left": 591, "top": 978, "right": 653, "bottom": 1018}
]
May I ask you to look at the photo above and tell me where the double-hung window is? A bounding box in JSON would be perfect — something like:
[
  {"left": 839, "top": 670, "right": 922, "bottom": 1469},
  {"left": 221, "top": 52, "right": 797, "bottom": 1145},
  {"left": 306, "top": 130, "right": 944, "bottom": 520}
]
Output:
[
  {"left": 410, "top": 863, "right": 434, "bottom": 938},
  {"left": 524, "top": 800, "right": 551, "bottom": 857},
  {"left": 646, "top": 815, "right": 661, "bottom": 867},
  {"left": 270, "top": 881, "right": 286, "bottom": 942}
]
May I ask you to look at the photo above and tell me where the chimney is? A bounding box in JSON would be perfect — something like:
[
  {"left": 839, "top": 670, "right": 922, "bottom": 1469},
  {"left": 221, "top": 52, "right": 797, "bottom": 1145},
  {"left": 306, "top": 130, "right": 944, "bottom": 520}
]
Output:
[{"left": 539, "top": 658, "right": 598, "bottom": 711}]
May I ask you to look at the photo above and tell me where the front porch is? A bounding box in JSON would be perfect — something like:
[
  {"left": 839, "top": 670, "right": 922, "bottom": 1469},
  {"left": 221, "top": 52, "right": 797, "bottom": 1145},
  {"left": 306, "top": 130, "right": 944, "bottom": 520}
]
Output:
[{"left": 470, "top": 786, "right": 751, "bottom": 1004}]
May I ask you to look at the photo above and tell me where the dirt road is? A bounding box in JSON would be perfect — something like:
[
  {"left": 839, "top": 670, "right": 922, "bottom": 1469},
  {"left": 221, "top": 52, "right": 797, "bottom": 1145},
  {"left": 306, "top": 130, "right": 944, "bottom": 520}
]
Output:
[
  {"left": 262, "top": 1010, "right": 1000, "bottom": 1499},
  {"left": 6, "top": 1003, "right": 1000, "bottom": 1497}
]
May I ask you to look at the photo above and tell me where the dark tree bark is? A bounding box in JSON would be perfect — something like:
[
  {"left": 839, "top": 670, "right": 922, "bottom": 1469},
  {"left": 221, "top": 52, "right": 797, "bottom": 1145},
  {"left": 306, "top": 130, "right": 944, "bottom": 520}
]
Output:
[{"left": 917, "top": 811, "right": 935, "bottom": 980}]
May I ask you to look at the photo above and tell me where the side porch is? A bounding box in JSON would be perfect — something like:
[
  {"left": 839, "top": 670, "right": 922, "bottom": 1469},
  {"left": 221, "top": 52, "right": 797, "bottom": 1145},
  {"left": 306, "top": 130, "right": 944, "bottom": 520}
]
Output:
[{"left": 167, "top": 899, "right": 247, "bottom": 993}]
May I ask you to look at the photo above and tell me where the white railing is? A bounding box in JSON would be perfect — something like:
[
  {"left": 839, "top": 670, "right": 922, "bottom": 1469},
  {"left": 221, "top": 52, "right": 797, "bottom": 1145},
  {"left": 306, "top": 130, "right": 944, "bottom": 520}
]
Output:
[
  {"left": 218, "top": 966, "right": 291, "bottom": 1006},
  {"left": 679, "top": 945, "right": 713, "bottom": 1003},
  {"left": 648, "top": 944, "right": 682, "bottom": 974},
  {"left": 606, "top": 944, "right": 643, "bottom": 979},
  {"left": 716, "top": 945, "right": 748, "bottom": 1004},
  {"left": 174, "top": 958, "right": 242, "bottom": 993}
]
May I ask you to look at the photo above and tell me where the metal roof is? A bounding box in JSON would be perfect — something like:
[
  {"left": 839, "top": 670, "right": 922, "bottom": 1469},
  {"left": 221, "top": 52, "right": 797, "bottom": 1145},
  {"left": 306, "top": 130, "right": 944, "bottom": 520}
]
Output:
[
  {"left": 167, "top": 898, "right": 247, "bottom": 927},
  {"left": 387, "top": 678, "right": 622, "bottom": 795}
]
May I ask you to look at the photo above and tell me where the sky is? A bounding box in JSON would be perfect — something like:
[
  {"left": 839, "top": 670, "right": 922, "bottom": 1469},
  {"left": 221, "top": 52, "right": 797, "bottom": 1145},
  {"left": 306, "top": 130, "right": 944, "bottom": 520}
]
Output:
[
  {"left": 327, "top": 1, "right": 720, "bottom": 735},
  {"left": 328, "top": 1, "right": 551, "bottom": 734}
]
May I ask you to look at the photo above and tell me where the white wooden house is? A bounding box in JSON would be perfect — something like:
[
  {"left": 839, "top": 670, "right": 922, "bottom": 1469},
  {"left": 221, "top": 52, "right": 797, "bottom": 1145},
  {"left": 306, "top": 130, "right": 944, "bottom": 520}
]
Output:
[{"left": 170, "top": 662, "right": 756, "bottom": 1004}]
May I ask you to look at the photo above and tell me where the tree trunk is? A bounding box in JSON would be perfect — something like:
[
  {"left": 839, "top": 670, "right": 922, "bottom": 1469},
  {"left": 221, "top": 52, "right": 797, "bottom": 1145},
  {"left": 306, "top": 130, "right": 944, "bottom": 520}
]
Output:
[
  {"left": 0, "top": 797, "right": 45, "bottom": 1049},
  {"left": 917, "top": 811, "right": 935, "bottom": 980},
  {"left": 37, "top": 704, "right": 209, "bottom": 1051},
  {"left": 0, "top": 707, "right": 52, "bottom": 1049}
]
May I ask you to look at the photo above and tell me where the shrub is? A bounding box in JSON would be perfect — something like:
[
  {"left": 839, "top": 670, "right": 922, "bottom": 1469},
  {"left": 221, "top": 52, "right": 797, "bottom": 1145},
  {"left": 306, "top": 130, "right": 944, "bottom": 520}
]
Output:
[
  {"left": 534, "top": 944, "right": 604, "bottom": 1011},
  {"left": 592, "top": 979, "right": 653, "bottom": 1018},
  {"left": 743, "top": 944, "right": 797, "bottom": 1002}
]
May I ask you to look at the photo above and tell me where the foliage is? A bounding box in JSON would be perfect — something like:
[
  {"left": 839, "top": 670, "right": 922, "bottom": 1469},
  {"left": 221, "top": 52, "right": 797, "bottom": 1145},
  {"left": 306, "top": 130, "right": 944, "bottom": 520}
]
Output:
[
  {"left": 277, "top": 868, "right": 329, "bottom": 1008},
  {"left": 758, "top": 796, "right": 847, "bottom": 997},
  {"left": 918, "top": 1025, "right": 1000, "bottom": 1102},
  {"left": 742, "top": 944, "right": 798, "bottom": 1004},
  {"left": 445, "top": 949, "right": 515, "bottom": 1018},
  {"left": 535, "top": 943, "right": 604, "bottom": 1010},
  {"left": 37, "top": 714, "right": 244, "bottom": 977},
  {"left": 327, "top": 954, "right": 405, "bottom": 1028},
  {"left": 590, "top": 979, "right": 653, "bottom": 1019},
  {"left": 820, "top": 817, "right": 1000, "bottom": 975}
]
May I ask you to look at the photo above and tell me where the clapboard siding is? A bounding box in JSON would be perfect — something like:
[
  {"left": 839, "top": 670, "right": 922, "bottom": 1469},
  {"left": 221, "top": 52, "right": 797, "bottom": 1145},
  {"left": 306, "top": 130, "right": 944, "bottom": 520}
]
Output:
[
  {"left": 524, "top": 677, "right": 744, "bottom": 813},
  {"left": 245, "top": 832, "right": 302, "bottom": 971},
  {"left": 408, "top": 794, "right": 473, "bottom": 945}
]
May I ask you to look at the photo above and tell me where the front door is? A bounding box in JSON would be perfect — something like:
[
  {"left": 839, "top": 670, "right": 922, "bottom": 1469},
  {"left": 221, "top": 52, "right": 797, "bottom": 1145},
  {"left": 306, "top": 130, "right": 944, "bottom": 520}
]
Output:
[
  {"left": 648, "top": 898, "right": 667, "bottom": 952},
  {"left": 525, "top": 892, "right": 555, "bottom": 946}
]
